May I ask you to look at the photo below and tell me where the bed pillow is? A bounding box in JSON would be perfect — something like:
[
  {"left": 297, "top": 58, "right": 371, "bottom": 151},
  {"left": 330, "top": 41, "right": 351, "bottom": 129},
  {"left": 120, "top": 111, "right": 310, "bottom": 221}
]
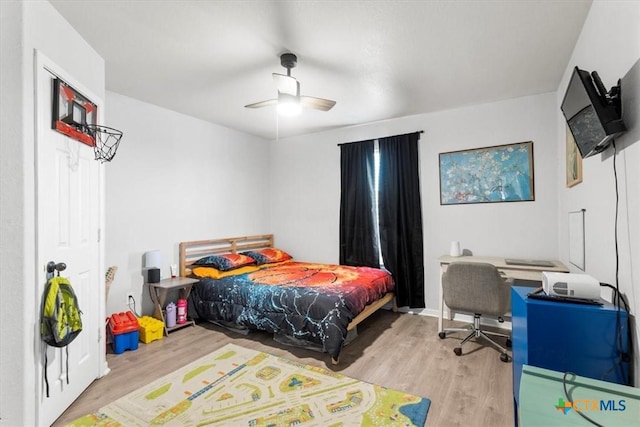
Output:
[
  {"left": 192, "top": 264, "right": 260, "bottom": 279},
  {"left": 242, "top": 248, "right": 293, "bottom": 265},
  {"left": 192, "top": 253, "right": 256, "bottom": 271}
]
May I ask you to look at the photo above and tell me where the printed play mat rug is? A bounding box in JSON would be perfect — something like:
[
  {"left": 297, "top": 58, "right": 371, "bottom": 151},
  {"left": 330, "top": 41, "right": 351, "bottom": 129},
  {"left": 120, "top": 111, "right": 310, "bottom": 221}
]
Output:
[{"left": 67, "top": 343, "right": 430, "bottom": 426}]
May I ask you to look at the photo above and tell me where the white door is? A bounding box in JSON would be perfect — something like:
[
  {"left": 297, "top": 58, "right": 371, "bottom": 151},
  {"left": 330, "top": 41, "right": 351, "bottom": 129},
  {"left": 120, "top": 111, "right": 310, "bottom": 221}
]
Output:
[{"left": 35, "top": 51, "right": 105, "bottom": 426}]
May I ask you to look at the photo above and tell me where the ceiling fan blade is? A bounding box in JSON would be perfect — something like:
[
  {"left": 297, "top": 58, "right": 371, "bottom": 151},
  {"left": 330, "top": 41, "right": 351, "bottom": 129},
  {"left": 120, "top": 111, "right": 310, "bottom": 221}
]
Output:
[
  {"left": 300, "top": 96, "right": 336, "bottom": 111},
  {"left": 244, "top": 99, "right": 277, "bottom": 109},
  {"left": 272, "top": 73, "right": 299, "bottom": 96}
]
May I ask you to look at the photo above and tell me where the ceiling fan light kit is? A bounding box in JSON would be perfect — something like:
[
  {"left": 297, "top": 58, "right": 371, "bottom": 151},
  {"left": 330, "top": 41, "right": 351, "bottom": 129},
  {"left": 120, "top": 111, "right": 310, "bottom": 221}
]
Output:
[
  {"left": 277, "top": 93, "right": 302, "bottom": 116},
  {"left": 245, "top": 53, "right": 336, "bottom": 115}
]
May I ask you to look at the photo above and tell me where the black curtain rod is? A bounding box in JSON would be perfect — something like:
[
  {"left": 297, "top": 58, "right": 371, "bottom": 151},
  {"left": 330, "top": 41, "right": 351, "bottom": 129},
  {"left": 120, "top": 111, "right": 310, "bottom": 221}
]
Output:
[{"left": 337, "top": 130, "right": 424, "bottom": 146}]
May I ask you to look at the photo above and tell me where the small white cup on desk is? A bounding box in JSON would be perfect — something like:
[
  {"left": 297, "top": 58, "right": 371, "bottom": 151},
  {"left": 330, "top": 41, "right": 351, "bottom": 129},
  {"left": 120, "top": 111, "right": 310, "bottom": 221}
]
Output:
[{"left": 449, "top": 241, "right": 462, "bottom": 257}]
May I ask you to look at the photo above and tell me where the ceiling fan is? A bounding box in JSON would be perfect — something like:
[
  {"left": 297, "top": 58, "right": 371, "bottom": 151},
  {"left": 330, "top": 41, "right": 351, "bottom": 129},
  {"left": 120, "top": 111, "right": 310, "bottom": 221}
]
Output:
[{"left": 244, "top": 53, "right": 336, "bottom": 115}]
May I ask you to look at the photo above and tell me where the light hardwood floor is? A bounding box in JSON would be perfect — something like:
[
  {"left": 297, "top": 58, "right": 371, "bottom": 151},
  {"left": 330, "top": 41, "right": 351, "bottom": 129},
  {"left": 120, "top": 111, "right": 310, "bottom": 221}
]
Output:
[{"left": 53, "top": 311, "right": 514, "bottom": 426}]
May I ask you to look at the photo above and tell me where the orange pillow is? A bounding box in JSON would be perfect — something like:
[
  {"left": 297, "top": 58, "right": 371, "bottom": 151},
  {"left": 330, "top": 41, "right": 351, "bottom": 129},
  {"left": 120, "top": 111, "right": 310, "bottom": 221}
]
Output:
[{"left": 192, "top": 265, "right": 260, "bottom": 279}]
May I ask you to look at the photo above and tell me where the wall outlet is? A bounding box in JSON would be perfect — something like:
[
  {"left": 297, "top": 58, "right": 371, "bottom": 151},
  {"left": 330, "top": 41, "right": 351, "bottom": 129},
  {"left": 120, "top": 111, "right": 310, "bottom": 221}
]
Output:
[{"left": 126, "top": 292, "right": 134, "bottom": 306}]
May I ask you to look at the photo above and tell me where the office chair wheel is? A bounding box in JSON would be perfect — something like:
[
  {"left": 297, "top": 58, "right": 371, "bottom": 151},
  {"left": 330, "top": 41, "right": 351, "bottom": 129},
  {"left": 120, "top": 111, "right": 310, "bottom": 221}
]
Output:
[
  {"left": 506, "top": 338, "right": 512, "bottom": 348},
  {"left": 500, "top": 353, "right": 510, "bottom": 363},
  {"left": 453, "top": 347, "right": 462, "bottom": 356},
  {"left": 438, "top": 332, "right": 446, "bottom": 339}
]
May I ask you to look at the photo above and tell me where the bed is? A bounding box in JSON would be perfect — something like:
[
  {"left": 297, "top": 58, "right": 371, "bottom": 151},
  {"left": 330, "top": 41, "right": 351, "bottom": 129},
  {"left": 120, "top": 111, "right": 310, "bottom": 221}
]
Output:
[{"left": 179, "top": 234, "right": 395, "bottom": 363}]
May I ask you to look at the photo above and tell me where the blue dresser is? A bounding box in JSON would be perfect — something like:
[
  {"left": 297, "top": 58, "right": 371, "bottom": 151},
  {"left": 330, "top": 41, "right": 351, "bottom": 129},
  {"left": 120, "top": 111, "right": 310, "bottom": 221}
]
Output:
[{"left": 511, "top": 286, "right": 630, "bottom": 411}]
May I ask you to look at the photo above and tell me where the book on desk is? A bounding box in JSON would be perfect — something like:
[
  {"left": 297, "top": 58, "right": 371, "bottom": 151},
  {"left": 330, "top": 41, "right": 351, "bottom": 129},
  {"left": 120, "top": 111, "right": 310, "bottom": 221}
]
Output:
[{"left": 505, "top": 258, "right": 556, "bottom": 267}]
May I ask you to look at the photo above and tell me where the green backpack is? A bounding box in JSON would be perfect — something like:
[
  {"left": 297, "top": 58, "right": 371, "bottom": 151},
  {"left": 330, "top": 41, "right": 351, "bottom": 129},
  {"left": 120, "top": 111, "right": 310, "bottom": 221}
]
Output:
[{"left": 40, "top": 276, "right": 83, "bottom": 397}]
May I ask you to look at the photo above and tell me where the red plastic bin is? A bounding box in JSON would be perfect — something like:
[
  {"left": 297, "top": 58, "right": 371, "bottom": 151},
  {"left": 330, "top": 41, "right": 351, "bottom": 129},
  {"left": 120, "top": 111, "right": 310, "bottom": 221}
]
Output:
[{"left": 109, "top": 311, "right": 139, "bottom": 354}]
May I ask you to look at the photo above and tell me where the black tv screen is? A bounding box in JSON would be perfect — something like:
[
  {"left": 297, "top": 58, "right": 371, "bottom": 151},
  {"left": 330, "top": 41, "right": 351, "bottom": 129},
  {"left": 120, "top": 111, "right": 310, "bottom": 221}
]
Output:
[{"left": 561, "top": 67, "right": 626, "bottom": 158}]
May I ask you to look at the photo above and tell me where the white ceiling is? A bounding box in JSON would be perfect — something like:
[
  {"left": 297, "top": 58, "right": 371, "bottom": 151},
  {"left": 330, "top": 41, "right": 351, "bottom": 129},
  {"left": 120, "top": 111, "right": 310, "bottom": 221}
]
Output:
[{"left": 50, "top": 0, "right": 592, "bottom": 140}]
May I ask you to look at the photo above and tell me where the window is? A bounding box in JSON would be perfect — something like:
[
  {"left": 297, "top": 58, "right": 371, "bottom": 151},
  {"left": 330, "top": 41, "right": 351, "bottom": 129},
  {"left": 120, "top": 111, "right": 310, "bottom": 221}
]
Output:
[{"left": 373, "top": 141, "right": 384, "bottom": 267}]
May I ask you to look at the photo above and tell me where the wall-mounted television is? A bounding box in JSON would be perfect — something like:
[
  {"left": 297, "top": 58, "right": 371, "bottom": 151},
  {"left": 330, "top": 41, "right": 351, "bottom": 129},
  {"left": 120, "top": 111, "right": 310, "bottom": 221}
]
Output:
[{"left": 561, "top": 66, "right": 626, "bottom": 158}]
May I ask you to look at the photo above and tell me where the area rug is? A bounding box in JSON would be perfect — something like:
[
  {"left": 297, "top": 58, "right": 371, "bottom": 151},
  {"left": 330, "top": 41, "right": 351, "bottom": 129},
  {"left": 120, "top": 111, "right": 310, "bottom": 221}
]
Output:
[{"left": 67, "top": 343, "right": 430, "bottom": 426}]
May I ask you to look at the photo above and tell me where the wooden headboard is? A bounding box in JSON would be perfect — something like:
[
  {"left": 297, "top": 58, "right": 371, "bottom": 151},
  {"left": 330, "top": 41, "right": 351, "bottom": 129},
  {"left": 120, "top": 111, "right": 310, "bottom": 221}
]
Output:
[{"left": 179, "top": 234, "right": 274, "bottom": 277}]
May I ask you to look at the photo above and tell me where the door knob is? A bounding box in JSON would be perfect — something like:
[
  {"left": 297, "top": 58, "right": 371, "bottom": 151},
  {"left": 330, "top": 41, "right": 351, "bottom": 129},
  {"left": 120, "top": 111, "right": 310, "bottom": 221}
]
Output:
[{"left": 46, "top": 261, "right": 67, "bottom": 277}]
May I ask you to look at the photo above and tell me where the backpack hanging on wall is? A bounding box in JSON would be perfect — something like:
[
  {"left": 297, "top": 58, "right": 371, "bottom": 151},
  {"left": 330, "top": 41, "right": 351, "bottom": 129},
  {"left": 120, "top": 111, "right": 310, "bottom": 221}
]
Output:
[{"left": 40, "top": 275, "right": 83, "bottom": 397}]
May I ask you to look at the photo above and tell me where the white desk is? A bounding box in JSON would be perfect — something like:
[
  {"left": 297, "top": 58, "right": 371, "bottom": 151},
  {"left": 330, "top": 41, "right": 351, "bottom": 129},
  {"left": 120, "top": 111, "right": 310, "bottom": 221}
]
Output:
[{"left": 438, "top": 255, "right": 569, "bottom": 332}]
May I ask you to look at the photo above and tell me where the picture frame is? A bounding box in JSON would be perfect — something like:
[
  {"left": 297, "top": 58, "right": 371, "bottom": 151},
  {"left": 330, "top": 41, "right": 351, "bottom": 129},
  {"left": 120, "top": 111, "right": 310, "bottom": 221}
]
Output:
[
  {"left": 52, "top": 77, "right": 97, "bottom": 147},
  {"left": 439, "top": 141, "right": 534, "bottom": 205},
  {"left": 566, "top": 126, "right": 583, "bottom": 188}
]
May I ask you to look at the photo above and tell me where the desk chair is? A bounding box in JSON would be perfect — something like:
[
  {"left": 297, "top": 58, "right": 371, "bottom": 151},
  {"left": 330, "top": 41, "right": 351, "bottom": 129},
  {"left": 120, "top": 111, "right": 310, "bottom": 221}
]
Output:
[{"left": 438, "top": 262, "right": 512, "bottom": 362}]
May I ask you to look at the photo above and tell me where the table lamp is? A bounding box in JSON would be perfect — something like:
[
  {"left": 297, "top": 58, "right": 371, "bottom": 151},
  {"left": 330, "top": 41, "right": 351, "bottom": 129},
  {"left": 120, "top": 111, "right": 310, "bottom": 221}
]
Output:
[{"left": 144, "top": 250, "right": 161, "bottom": 283}]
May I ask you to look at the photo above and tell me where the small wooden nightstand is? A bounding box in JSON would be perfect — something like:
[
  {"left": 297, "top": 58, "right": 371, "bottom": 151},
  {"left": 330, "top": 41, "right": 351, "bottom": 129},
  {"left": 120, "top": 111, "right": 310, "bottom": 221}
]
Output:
[{"left": 148, "top": 277, "right": 199, "bottom": 336}]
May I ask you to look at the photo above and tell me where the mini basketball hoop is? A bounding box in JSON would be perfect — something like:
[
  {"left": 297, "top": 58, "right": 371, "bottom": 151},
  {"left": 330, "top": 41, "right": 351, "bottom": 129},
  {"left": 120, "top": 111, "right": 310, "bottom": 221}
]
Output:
[{"left": 83, "top": 124, "right": 123, "bottom": 162}]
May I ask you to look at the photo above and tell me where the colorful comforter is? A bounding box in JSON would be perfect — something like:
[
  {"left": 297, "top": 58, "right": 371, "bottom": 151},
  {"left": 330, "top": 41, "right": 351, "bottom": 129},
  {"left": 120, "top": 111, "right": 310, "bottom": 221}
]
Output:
[{"left": 188, "top": 261, "right": 394, "bottom": 360}]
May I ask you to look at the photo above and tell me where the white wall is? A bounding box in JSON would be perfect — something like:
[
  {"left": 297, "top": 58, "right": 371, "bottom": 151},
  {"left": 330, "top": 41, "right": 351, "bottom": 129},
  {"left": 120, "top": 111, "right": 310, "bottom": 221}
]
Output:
[
  {"left": 270, "top": 92, "right": 560, "bottom": 314},
  {"left": 0, "top": 1, "right": 27, "bottom": 422},
  {"left": 556, "top": 0, "right": 640, "bottom": 385},
  {"left": 0, "top": 1, "right": 105, "bottom": 424},
  {"left": 104, "top": 92, "right": 271, "bottom": 316}
]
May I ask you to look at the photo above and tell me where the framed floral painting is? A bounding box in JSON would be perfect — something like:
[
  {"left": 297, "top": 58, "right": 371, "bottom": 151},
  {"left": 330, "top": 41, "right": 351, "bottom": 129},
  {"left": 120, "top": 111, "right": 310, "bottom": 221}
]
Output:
[{"left": 439, "top": 141, "right": 534, "bottom": 205}]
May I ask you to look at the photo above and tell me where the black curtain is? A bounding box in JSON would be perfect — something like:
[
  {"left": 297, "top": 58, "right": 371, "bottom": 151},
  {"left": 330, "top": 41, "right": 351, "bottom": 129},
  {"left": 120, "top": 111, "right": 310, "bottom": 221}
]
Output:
[
  {"left": 378, "top": 133, "right": 425, "bottom": 308},
  {"left": 339, "top": 140, "right": 379, "bottom": 267}
]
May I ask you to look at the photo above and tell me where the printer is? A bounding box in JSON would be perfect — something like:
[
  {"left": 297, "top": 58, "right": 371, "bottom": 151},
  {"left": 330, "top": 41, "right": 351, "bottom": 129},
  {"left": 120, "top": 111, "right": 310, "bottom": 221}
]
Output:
[{"left": 542, "top": 272, "right": 600, "bottom": 300}]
